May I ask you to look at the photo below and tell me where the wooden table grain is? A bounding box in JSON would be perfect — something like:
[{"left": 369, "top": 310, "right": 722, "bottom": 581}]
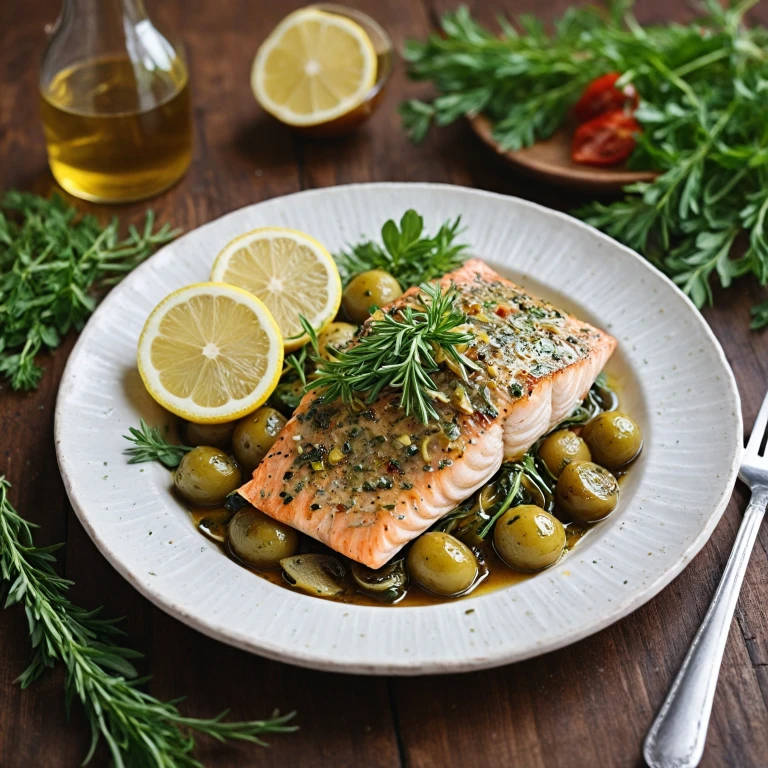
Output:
[{"left": 2, "top": 1, "right": 767, "bottom": 766}]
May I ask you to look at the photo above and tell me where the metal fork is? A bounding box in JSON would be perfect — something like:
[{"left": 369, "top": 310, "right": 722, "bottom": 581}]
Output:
[{"left": 644, "top": 391, "right": 768, "bottom": 768}]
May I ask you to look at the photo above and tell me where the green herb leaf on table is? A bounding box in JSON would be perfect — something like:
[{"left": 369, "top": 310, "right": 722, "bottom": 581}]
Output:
[
  {"left": 123, "top": 419, "right": 193, "bottom": 468},
  {"left": 309, "top": 282, "right": 479, "bottom": 425},
  {"left": 335, "top": 209, "right": 469, "bottom": 289},
  {"left": 401, "top": 2, "right": 768, "bottom": 323},
  {"left": 0, "top": 477, "right": 296, "bottom": 767},
  {"left": 0, "top": 192, "right": 179, "bottom": 390}
]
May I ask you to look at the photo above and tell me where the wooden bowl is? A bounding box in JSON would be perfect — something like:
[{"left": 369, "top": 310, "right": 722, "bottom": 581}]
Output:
[{"left": 468, "top": 113, "right": 657, "bottom": 192}]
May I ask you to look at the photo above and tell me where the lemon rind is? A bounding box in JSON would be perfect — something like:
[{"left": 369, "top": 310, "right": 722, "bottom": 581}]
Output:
[
  {"left": 137, "top": 282, "right": 284, "bottom": 424},
  {"left": 210, "top": 226, "right": 342, "bottom": 353},
  {"left": 251, "top": 8, "right": 377, "bottom": 128}
]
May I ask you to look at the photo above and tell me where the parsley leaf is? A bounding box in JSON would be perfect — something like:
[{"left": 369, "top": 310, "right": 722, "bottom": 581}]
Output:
[{"left": 335, "top": 209, "right": 469, "bottom": 288}]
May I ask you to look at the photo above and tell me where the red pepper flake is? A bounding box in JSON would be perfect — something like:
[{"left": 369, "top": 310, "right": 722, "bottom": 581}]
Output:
[{"left": 495, "top": 305, "right": 512, "bottom": 318}]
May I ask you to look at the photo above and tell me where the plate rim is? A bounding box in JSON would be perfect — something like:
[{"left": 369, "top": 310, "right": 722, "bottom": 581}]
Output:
[{"left": 54, "top": 182, "right": 742, "bottom": 675}]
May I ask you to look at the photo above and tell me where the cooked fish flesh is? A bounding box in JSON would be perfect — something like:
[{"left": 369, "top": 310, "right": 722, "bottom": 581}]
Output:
[{"left": 238, "top": 258, "right": 616, "bottom": 568}]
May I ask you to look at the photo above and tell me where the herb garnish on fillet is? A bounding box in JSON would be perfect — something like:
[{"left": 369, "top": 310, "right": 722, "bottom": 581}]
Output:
[{"left": 309, "top": 282, "right": 479, "bottom": 424}]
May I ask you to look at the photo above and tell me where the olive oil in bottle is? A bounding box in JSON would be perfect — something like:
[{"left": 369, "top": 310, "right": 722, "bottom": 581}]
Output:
[
  {"left": 39, "top": 0, "right": 192, "bottom": 203},
  {"left": 40, "top": 57, "right": 192, "bottom": 203}
]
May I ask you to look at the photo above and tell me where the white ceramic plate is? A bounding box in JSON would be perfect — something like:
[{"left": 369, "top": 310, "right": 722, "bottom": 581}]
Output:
[{"left": 55, "top": 183, "right": 742, "bottom": 675}]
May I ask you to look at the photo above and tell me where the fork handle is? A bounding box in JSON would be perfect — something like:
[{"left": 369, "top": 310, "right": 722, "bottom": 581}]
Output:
[{"left": 643, "top": 486, "right": 768, "bottom": 768}]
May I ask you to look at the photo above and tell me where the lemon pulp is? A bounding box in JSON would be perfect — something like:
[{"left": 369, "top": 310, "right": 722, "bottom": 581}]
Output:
[
  {"left": 211, "top": 227, "right": 342, "bottom": 352},
  {"left": 138, "top": 283, "right": 283, "bottom": 423},
  {"left": 251, "top": 9, "right": 377, "bottom": 127}
]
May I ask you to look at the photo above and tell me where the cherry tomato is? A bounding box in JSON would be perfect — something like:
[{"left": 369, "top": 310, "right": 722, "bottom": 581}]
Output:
[
  {"left": 574, "top": 72, "right": 639, "bottom": 123},
  {"left": 571, "top": 110, "right": 640, "bottom": 167}
]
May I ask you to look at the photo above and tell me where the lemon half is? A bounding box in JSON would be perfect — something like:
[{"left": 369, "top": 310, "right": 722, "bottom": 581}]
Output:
[
  {"left": 251, "top": 8, "right": 377, "bottom": 127},
  {"left": 137, "top": 283, "right": 283, "bottom": 423},
  {"left": 211, "top": 227, "right": 342, "bottom": 352}
]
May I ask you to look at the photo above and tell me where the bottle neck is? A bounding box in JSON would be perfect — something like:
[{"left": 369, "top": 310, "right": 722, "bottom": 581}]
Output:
[{"left": 58, "top": 0, "right": 150, "bottom": 52}]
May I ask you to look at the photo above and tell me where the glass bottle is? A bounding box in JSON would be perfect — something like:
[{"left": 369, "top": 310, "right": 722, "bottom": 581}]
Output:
[{"left": 39, "top": 0, "right": 193, "bottom": 203}]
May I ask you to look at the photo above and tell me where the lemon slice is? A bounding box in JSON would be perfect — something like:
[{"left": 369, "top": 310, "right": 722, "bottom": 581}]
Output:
[
  {"left": 210, "top": 227, "right": 342, "bottom": 352},
  {"left": 137, "top": 283, "right": 283, "bottom": 424},
  {"left": 251, "top": 8, "right": 377, "bottom": 127}
]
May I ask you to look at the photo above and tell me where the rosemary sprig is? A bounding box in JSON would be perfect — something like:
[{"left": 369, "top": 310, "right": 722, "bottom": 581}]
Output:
[
  {"left": 0, "top": 477, "right": 296, "bottom": 767},
  {"left": 401, "top": 2, "right": 768, "bottom": 324},
  {"left": 0, "top": 192, "right": 179, "bottom": 390},
  {"left": 335, "top": 209, "right": 468, "bottom": 288},
  {"left": 309, "top": 282, "right": 478, "bottom": 424},
  {"left": 123, "top": 419, "right": 193, "bottom": 468}
]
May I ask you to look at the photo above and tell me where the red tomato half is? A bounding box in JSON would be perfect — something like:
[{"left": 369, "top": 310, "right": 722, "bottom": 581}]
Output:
[
  {"left": 574, "top": 72, "right": 639, "bottom": 123},
  {"left": 571, "top": 110, "right": 640, "bottom": 166}
]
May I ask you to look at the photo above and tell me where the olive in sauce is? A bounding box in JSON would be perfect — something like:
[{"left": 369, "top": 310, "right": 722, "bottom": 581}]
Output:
[
  {"left": 494, "top": 505, "right": 566, "bottom": 572},
  {"left": 406, "top": 531, "right": 478, "bottom": 597},
  {"left": 342, "top": 270, "right": 402, "bottom": 324},
  {"left": 581, "top": 411, "right": 643, "bottom": 469},
  {"left": 232, "top": 407, "right": 287, "bottom": 474},
  {"left": 229, "top": 507, "right": 299, "bottom": 570},
  {"left": 555, "top": 461, "right": 619, "bottom": 523},
  {"left": 537, "top": 429, "right": 591, "bottom": 478},
  {"left": 174, "top": 447, "right": 241, "bottom": 506}
]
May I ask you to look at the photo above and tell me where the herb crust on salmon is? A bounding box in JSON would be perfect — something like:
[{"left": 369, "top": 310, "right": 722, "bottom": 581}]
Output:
[{"left": 238, "top": 259, "right": 616, "bottom": 568}]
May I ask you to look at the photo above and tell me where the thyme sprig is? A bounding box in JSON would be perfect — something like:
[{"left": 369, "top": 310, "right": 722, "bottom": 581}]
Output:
[
  {"left": 335, "top": 209, "right": 468, "bottom": 288},
  {"left": 309, "top": 282, "right": 478, "bottom": 424},
  {"left": 0, "top": 192, "right": 179, "bottom": 390},
  {"left": 123, "top": 419, "right": 193, "bottom": 468},
  {"left": 0, "top": 477, "right": 296, "bottom": 767},
  {"left": 401, "top": 1, "right": 768, "bottom": 324}
]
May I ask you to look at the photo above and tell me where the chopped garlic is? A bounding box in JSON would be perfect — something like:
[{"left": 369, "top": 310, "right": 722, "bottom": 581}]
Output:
[{"left": 453, "top": 384, "right": 474, "bottom": 414}]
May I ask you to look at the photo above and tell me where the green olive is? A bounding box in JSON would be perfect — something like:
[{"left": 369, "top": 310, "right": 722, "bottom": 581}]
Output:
[
  {"left": 555, "top": 460, "right": 619, "bottom": 523},
  {"left": 174, "top": 447, "right": 242, "bottom": 506},
  {"left": 232, "top": 407, "right": 287, "bottom": 474},
  {"left": 581, "top": 411, "right": 643, "bottom": 469},
  {"left": 538, "top": 429, "right": 591, "bottom": 477},
  {"left": 342, "top": 269, "right": 402, "bottom": 324},
  {"left": 270, "top": 378, "right": 305, "bottom": 415},
  {"left": 228, "top": 508, "right": 299, "bottom": 570},
  {"left": 317, "top": 322, "right": 357, "bottom": 361},
  {"left": 182, "top": 420, "right": 236, "bottom": 449},
  {"left": 406, "top": 531, "right": 478, "bottom": 597},
  {"left": 493, "top": 505, "right": 566, "bottom": 572}
]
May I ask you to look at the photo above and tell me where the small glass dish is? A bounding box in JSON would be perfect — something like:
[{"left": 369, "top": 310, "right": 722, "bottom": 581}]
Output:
[{"left": 296, "top": 4, "right": 393, "bottom": 138}]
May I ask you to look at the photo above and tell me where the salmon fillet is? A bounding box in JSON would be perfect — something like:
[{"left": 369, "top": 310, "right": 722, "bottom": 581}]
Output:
[{"left": 238, "top": 258, "right": 616, "bottom": 568}]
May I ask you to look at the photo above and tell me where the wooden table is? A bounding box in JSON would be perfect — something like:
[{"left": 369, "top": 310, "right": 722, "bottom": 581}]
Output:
[{"left": 2, "top": 1, "right": 767, "bottom": 766}]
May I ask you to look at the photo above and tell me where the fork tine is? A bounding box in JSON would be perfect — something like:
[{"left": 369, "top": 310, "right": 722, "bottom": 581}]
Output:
[{"left": 745, "top": 389, "right": 768, "bottom": 456}]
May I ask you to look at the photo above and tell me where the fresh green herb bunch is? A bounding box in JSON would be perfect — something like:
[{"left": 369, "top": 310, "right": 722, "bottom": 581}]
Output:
[
  {"left": 0, "top": 192, "right": 179, "bottom": 390},
  {"left": 0, "top": 477, "right": 296, "bottom": 767},
  {"left": 335, "top": 209, "right": 469, "bottom": 288},
  {"left": 309, "top": 282, "right": 479, "bottom": 424},
  {"left": 401, "top": 1, "right": 768, "bottom": 324}
]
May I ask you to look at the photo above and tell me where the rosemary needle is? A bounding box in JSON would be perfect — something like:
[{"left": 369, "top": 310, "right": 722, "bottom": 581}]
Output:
[
  {"left": 0, "top": 477, "right": 296, "bottom": 767},
  {"left": 123, "top": 419, "right": 193, "bottom": 468},
  {"left": 309, "top": 282, "right": 479, "bottom": 424}
]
